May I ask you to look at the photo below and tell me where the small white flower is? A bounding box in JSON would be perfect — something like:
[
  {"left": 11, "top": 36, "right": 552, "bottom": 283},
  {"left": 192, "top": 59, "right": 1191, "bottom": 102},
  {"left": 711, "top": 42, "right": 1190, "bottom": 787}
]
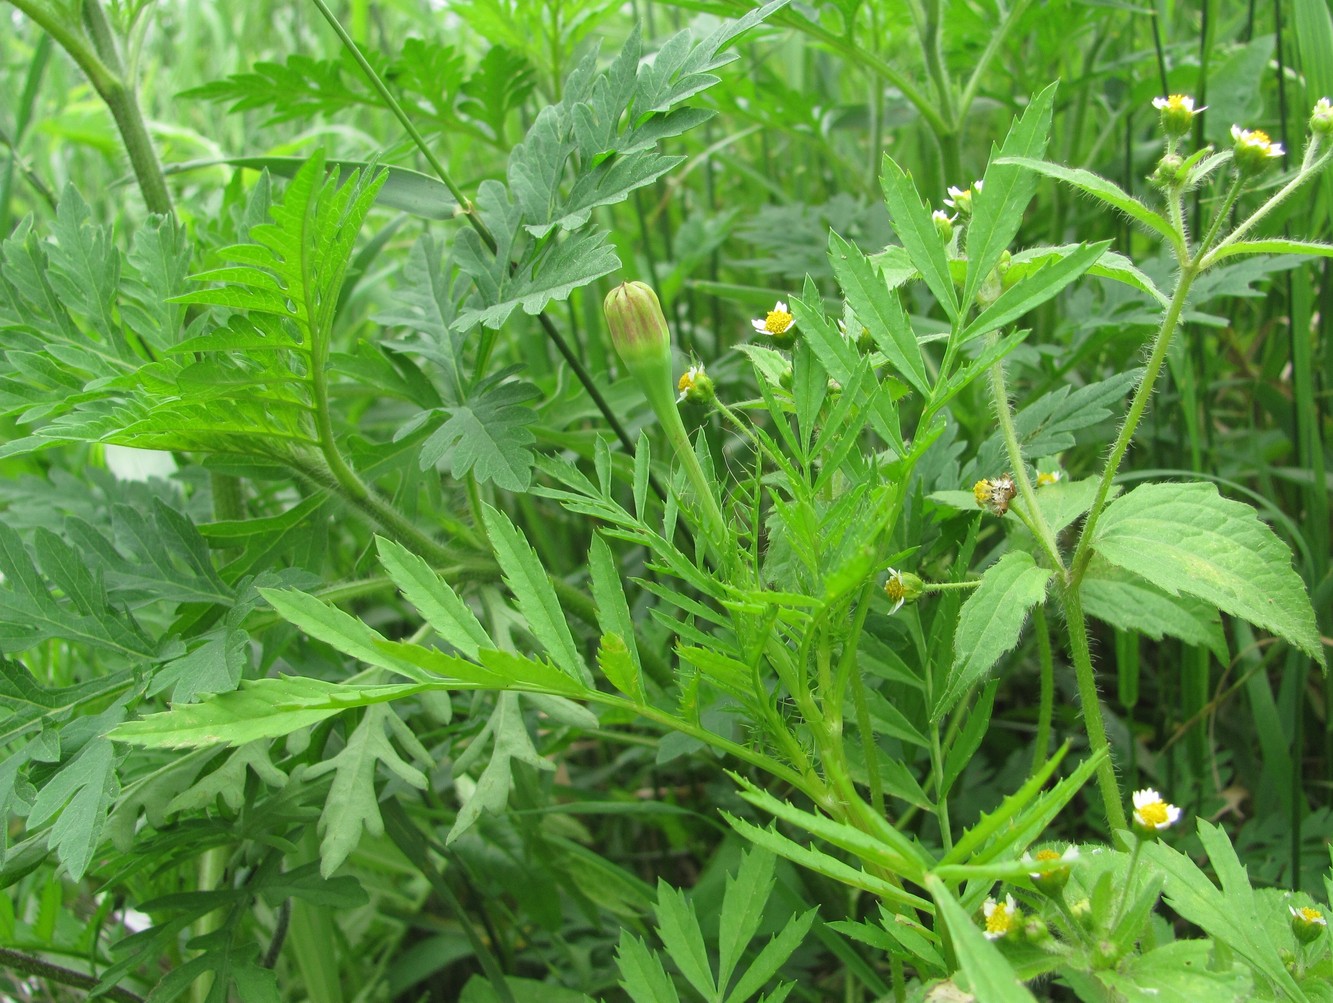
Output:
[
  {"left": 884, "top": 568, "right": 906, "bottom": 614},
  {"left": 1132, "top": 788, "right": 1181, "bottom": 831},
  {"left": 1230, "top": 124, "right": 1284, "bottom": 160},
  {"left": 751, "top": 300, "right": 796, "bottom": 338},
  {"left": 982, "top": 893, "right": 1018, "bottom": 940}
]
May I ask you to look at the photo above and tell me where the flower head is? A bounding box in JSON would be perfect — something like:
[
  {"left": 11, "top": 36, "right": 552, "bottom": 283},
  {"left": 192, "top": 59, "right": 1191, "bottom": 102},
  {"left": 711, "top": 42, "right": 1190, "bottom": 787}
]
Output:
[
  {"left": 752, "top": 300, "right": 797, "bottom": 349},
  {"left": 605, "top": 281, "right": 676, "bottom": 413},
  {"left": 1311, "top": 97, "right": 1333, "bottom": 138},
  {"left": 1230, "top": 125, "right": 1284, "bottom": 175},
  {"left": 1036, "top": 469, "right": 1063, "bottom": 487},
  {"left": 944, "top": 180, "right": 983, "bottom": 217},
  {"left": 1132, "top": 788, "right": 1181, "bottom": 837},
  {"left": 1026, "top": 845, "right": 1078, "bottom": 895},
  {"left": 932, "top": 209, "right": 956, "bottom": 241},
  {"left": 677, "top": 363, "right": 715, "bottom": 405},
  {"left": 1153, "top": 94, "right": 1205, "bottom": 139},
  {"left": 982, "top": 894, "right": 1020, "bottom": 940},
  {"left": 1290, "top": 904, "right": 1328, "bottom": 945}
]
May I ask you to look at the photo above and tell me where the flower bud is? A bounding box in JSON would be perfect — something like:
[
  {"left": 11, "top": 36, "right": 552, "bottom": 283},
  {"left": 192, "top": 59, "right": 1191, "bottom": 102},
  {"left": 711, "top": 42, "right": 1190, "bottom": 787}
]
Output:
[
  {"left": 1311, "top": 98, "right": 1333, "bottom": 138},
  {"left": 1022, "top": 915, "right": 1051, "bottom": 945},
  {"left": 933, "top": 209, "right": 955, "bottom": 242},
  {"left": 1027, "top": 846, "right": 1077, "bottom": 896},
  {"left": 884, "top": 568, "right": 925, "bottom": 613},
  {"left": 606, "top": 281, "right": 671, "bottom": 373}
]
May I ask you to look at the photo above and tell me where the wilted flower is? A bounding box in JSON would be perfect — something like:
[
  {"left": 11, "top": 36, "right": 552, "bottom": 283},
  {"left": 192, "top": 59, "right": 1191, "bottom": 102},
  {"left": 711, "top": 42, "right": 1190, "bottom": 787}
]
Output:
[
  {"left": 1230, "top": 125, "right": 1284, "bottom": 174},
  {"left": 1290, "top": 904, "right": 1327, "bottom": 945},
  {"left": 973, "top": 475, "right": 1017, "bottom": 516},
  {"left": 1153, "top": 94, "right": 1205, "bottom": 138},
  {"left": 752, "top": 300, "right": 797, "bottom": 349},
  {"left": 1131, "top": 788, "right": 1181, "bottom": 837},
  {"left": 677, "top": 364, "right": 715, "bottom": 405},
  {"left": 982, "top": 894, "right": 1019, "bottom": 940}
]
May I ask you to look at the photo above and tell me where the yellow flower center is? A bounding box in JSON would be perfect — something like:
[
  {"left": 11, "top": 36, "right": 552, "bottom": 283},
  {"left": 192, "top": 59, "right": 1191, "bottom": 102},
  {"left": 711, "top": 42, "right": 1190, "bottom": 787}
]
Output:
[
  {"left": 764, "top": 309, "right": 794, "bottom": 334},
  {"left": 885, "top": 577, "right": 906, "bottom": 603},
  {"left": 1138, "top": 800, "right": 1170, "bottom": 827},
  {"left": 1296, "top": 906, "right": 1325, "bottom": 923},
  {"left": 986, "top": 902, "right": 1015, "bottom": 938},
  {"left": 1036, "top": 471, "right": 1060, "bottom": 487},
  {"left": 678, "top": 372, "right": 694, "bottom": 393},
  {"left": 1166, "top": 94, "right": 1190, "bottom": 110},
  {"left": 1035, "top": 849, "right": 1061, "bottom": 863},
  {"left": 973, "top": 479, "right": 992, "bottom": 506}
]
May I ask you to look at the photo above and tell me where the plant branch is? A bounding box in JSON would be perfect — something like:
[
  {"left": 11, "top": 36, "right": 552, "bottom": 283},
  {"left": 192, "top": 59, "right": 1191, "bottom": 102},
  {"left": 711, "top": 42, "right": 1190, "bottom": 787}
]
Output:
[{"left": 0, "top": 947, "right": 145, "bottom": 1003}]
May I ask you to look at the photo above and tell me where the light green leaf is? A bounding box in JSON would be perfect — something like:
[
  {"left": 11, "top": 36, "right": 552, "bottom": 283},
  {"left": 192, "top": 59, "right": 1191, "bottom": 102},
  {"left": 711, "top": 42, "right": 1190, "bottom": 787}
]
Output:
[
  {"left": 1091, "top": 481, "right": 1320, "bottom": 658},
  {"left": 654, "top": 881, "right": 717, "bottom": 999},
  {"left": 375, "top": 536, "right": 492, "bottom": 659},
  {"left": 880, "top": 155, "right": 959, "bottom": 321},
  {"left": 997, "top": 156, "right": 1182, "bottom": 254},
  {"left": 27, "top": 734, "right": 120, "bottom": 881},
  {"left": 616, "top": 931, "right": 681, "bottom": 1003},
  {"left": 718, "top": 848, "right": 775, "bottom": 992},
  {"left": 1206, "top": 237, "right": 1333, "bottom": 264},
  {"left": 958, "top": 242, "right": 1108, "bottom": 344},
  {"left": 109, "top": 676, "right": 430, "bottom": 748},
  {"left": 936, "top": 552, "right": 1052, "bottom": 721},
  {"left": 482, "top": 504, "right": 591, "bottom": 685},
  {"left": 305, "top": 703, "right": 429, "bottom": 876},
  {"left": 963, "top": 84, "right": 1057, "bottom": 313},
  {"left": 923, "top": 875, "right": 1039, "bottom": 1003},
  {"left": 448, "top": 692, "right": 554, "bottom": 843},
  {"left": 1081, "top": 558, "right": 1228, "bottom": 659},
  {"left": 589, "top": 533, "right": 643, "bottom": 691},
  {"left": 420, "top": 376, "right": 539, "bottom": 491},
  {"left": 827, "top": 231, "right": 929, "bottom": 395}
]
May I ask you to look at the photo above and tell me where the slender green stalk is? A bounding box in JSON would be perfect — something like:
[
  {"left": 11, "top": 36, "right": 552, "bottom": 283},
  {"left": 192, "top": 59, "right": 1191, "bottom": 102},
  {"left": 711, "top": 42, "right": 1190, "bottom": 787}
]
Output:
[
  {"left": 1032, "top": 604, "right": 1054, "bottom": 773},
  {"left": 988, "top": 337, "right": 1064, "bottom": 571},
  {"left": 1059, "top": 584, "right": 1127, "bottom": 830}
]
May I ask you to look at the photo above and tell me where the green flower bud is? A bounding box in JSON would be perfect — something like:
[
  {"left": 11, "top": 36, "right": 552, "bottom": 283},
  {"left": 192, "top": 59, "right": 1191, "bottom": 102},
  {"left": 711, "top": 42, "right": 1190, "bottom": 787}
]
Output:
[
  {"left": 933, "top": 209, "right": 955, "bottom": 242},
  {"left": 606, "top": 281, "right": 672, "bottom": 374},
  {"left": 884, "top": 568, "right": 925, "bottom": 613},
  {"left": 1026, "top": 846, "right": 1077, "bottom": 896},
  {"left": 1311, "top": 98, "right": 1333, "bottom": 138},
  {"left": 677, "top": 364, "right": 716, "bottom": 406},
  {"left": 1152, "top": 95, "right": 1204, "bottom": 140}
]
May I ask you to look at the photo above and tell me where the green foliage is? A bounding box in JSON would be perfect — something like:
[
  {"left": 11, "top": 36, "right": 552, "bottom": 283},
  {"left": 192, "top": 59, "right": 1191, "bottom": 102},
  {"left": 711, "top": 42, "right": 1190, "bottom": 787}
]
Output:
[{"left": 2, "top": 0, "right": 1330, "bottom": 999}]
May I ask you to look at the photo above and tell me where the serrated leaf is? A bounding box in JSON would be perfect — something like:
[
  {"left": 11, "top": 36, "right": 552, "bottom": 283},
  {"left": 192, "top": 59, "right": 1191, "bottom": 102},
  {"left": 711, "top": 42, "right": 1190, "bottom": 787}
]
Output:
[
  {"left": 958, "top": 241, "right": 1108, "bottom": 343},
  {"left": 26, "top": 732, "right": 121, "bottom": 881},
  {"left": 725, "top": 906, "right": 816, "bottom": 1003},
  {"left": 1091, "top": 481, "right": 1320, "bottom": 658},
  {"left": 306, "top": 703, "right": 429, "bottom": 876},
  {"left": 616, "top": 931, "right": 681, "bottom": 1003},
  {"left": 880, "top": 155, "right": 958, "bottom": 321},
  {"left": 654, "top": 880, "right": 717, "bottom": 998},
  {"left": 448, "top": 692, "right": 553, "bottom": 843},
  {"left": 482, "top": 504, "right": 591, "bottom": 685},
  {"left": 1082, "top": 558, "right": 1227, "bottom": 659},
  {"left": 936, "top": 552, "right": 1052, "bottom": 721},
  {"left": 420, "top": 376, "right": 539, "bottom": 491},
  {"left": 718, "top": 848, "right": 776, "bottom": 993},
  {"left": 375, "top": 536, "right": 492, "bottom": 658},
  {"left": 924, "top": 875, "right": 1039, "bottom": 1003},
  {"left": 109, "top": 676, "right": 430, "bottom": 748}
]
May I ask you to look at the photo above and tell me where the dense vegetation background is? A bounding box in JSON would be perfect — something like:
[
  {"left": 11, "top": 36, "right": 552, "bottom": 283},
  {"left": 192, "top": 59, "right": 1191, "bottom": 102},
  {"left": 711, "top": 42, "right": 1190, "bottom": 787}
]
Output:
[{"left": 0, "top": 0, "right": 1330, "bottom": 1000}]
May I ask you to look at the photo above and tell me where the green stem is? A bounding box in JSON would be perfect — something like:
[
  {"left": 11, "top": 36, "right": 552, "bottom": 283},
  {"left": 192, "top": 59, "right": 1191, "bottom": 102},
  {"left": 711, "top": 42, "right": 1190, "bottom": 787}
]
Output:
[
  {"left": 956, "top": 0, "right": 1035, "bottom": 119},
  {"left": 1202, "top": 143, "right": 1332, "bottom": 265},
  {"left": 1060, "top": 584, "right": 1127, "bottom": 830},
  {"left": 0, "top": 947, "right": 144, "bottom": 1003},
  {"left": 1032, "top": 604, "right": 1054, "bottom": 773},
  {"left": 988, "top": 336, "right": 1064, "bottom": 571},
  {"left": 1071, "top": 265, "right": 1197, "bottom": 583}
]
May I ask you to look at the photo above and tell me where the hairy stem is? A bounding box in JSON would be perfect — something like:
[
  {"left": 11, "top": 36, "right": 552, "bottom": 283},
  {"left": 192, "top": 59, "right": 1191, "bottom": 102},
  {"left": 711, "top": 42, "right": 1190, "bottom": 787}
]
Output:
[{"left": 0, "top": 947, "right": 145, "bottom": 1003}]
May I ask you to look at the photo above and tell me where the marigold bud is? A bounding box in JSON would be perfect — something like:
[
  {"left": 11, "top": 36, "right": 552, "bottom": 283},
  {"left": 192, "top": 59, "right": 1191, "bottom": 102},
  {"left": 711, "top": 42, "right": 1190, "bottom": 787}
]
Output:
[{"left": 605, "top": 281, "right": 671, "bottom": 371}]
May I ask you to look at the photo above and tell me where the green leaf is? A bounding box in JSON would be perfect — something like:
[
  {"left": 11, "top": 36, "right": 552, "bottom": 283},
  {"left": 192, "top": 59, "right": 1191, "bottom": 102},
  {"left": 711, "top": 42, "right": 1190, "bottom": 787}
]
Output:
[
  {"left": 1143, "top": 821, "right": 1307, "bottom": 1001},
  {"left": 936, "top": 552, "right": 1052, "bottom": 721},
  {"left": 26, "top": 732, "right": 121, "bottom": 881},
  {"left": 109, "top": 676, "right": 431, "bottom": 748},
  {"left": 923, "top": 875, "right": 1039, "bottom": 1003},
  {"left": 718, "top": 848, "right": 775, "bottom": 992},
  {"left": 963, "top": 84, "right": 1057, "bottom": 313},
  {"left": 305, "top": 703, "right": 430, "bottom": 876},
  {"left": 957, "top": 241, "right": 1108, "bottom": 344},
  {"left": 375, "top": 536, "right": 492, "bottom": 659},
  {"left": 827, "top": 231, "right": 929, "bottom": 395},
  {"left": 1206, "top": 237, "right": 1333, "bottom": 263},
  {"left": 880, "top": 155, "right": 959, "bottom": 321},
  {"left": 1091, "top": 481, "right": 1320, "bottom": 658},
  {"left": 654, "top": 880, "right": 717, "bottom": 999},
  {"left": 1082, "top": 558, "right": 1228, "bottom": 660},
  {"left": 999, "top": 156, "right": 1183, "bottom": 254},
  {"left": 482, "top": 504, "right": 591, "bottom": 685},
  {"left": 214, "top": 157, "right": 458, "bottom": 219},
  {"left": 725, "top": 905, "right": 816, "bottom": 1003},
  {"left": 616, "top": 931, "right": 681, "bottom": 1003},
  {"left": 448, "top": 692, "right": 554, "bottom": 843},
  {"left": 420, "top": 374, "right": 539, "bottom": 491}
]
